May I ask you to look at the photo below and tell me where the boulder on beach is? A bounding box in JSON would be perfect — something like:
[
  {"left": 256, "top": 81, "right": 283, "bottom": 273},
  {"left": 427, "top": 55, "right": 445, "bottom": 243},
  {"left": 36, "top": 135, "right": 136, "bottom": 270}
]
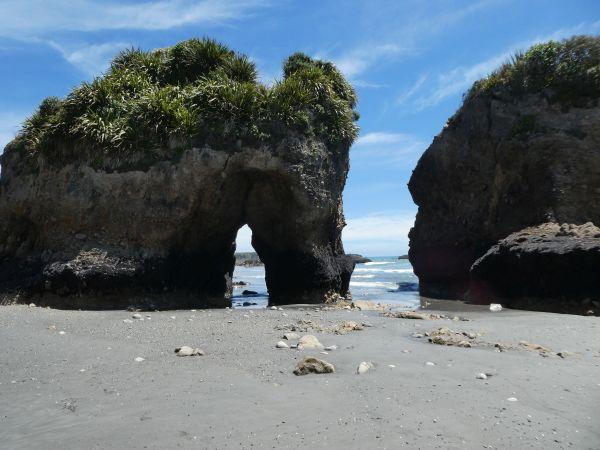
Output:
[
  {"left": 0, "top": 40, "right": 358, "bottom": 308},
  {"left": 471, "top": 223, "right": 600, "bottom": 315},
  {"left": 408, "top": 36, "right": 600, "bottom": 313}
]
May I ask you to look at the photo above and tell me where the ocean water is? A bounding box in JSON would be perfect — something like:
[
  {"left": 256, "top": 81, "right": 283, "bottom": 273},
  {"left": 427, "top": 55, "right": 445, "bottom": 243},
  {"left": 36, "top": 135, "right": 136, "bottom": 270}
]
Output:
[{"left": 231, "top": 256, "right": 420, "bottom": 309}]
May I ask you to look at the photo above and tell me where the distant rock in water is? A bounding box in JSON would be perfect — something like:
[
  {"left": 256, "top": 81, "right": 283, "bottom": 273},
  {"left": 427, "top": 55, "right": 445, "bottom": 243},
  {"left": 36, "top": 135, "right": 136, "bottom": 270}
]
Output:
[
  {"left": 471, "top": 223, "right": 600, "bottom": 315},
  {"left": 397, "top": 255, "right": 409, "bottom": 260},
  {"left": 389, "top": 282, "right": 419, "bottom": 293},
  {"left": 235, "top": 252, "right": 263, "bottom": 267},
  {"left": 0, "top": 39, "right": 358, "bottom": 308},
  {"left": 347, "top": 254, "right": 372, "bottom": 264},
  {"left": 408, "top": 36, "right": 600, "bottom": 314}
]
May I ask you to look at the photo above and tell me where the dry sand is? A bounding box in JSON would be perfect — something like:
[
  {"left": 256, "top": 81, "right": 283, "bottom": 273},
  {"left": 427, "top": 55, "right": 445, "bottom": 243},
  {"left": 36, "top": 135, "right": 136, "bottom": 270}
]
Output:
[{"left": 0, "top": 300, "right": 598, "bottom": 449}]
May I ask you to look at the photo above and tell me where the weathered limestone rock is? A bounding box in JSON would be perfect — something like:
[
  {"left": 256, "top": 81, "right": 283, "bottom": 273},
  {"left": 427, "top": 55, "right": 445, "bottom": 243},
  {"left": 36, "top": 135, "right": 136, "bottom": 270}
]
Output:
[
  {"left": 0, "top": 138, "right": 354, "bottom": 308},
  {"left": 471, "top": 223, "right": 600, "bottom": 314}
]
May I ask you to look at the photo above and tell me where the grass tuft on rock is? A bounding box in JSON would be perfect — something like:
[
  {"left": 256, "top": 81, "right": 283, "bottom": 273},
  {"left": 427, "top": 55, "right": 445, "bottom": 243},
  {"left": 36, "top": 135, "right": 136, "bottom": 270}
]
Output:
[
  {"left": 467, "top": 35, "right": 600, "bottom": 106},
  {"left": 14, "top": 38, "right": 358, "bottom": 167}
]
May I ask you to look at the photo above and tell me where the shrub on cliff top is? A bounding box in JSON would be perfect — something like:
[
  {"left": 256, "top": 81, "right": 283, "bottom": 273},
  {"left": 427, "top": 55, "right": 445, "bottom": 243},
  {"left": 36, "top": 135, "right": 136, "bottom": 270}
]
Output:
[
  {"left": 467, "top": 35, "right": 600, "bottom": 105},
  {"left": 16, "top": 38, "right": 358, "bottom": 165}
]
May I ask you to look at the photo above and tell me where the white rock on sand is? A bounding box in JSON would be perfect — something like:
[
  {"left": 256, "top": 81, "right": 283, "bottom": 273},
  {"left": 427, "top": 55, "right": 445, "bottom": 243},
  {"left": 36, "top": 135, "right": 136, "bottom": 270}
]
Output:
[
  {"left": 476, "top": 373, "right": 488, "bottom": 380},
  {"left": 175, "top": 346, "right": 204, "bottom": 356},
  {"left": 357, "top": 361, "right": 374, "bottom": 374},
  {"left": 275, "top": 341, "right": 289, "bottom": 349},
  {"left": 297, "top": 335, "right": 324, "bottom": 350},
  {"left": 489, "top": 304, "right": 503, "bottom": 312},
  {"left": 283, "top": 332, "right": 299, "bottom": 340}
]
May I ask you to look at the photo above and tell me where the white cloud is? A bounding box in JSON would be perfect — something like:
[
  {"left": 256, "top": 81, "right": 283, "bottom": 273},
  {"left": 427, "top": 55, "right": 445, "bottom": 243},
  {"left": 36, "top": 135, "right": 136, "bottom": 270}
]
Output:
[
  {"left": 355, "top": 132, "right": 410, "bottom": 147},
  {"left": 343, "top": 211, "right": 415, "bottom": 256},
  {"left": 414, "top": 20, "right": 600, "bottom": 110},
  {"left": 235, "top": 224, "right": 253, "bottom": 252},
  {"left": 49, "top": 41, "right": 131, "bottom": 76},
  {"left": 396, "top": 73, "right": 427, "bottom": 105},
  {"left": 352, "top": 132, "right": 426, "bottom": 167},
  {"left": 0, "top": 0, "right": 270, "bottom": 37},
  {"left": 334, "top": 43, "right": 410, "bottom": 78}
]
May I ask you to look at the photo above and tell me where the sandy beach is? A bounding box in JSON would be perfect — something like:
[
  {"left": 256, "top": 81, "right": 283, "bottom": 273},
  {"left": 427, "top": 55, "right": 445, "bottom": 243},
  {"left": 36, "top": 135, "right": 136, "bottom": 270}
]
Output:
[{"left": 1, "top": 301, "right": 598, "bottom": 449}]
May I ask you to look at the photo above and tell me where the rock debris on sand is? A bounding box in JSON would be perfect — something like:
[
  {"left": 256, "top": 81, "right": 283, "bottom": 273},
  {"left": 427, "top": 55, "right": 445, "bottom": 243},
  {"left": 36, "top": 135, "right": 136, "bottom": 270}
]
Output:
[
  {"left": 275, "top": 341, "right": 289, "bottom": 349},
  {"left": 293, "top": 357, "right": 335, "bottom": 376}
]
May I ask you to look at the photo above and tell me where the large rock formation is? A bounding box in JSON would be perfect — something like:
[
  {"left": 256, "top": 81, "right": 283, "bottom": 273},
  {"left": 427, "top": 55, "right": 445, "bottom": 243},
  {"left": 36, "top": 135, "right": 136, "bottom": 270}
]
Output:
[
  {"left": 0, "top": 39, "right": 358, "bottom": 308},
  {"left": 471, "top": 223, "right": 600, "bottom": 314},
  {"left": 408, "top": 36, "right": 600, "bottom": 311}
]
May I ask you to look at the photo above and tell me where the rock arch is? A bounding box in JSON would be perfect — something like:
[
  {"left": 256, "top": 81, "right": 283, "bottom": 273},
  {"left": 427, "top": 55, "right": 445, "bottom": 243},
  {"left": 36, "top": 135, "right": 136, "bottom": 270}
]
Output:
[{"left": 0, "top": 141, "right": 354, "bottom": 308}]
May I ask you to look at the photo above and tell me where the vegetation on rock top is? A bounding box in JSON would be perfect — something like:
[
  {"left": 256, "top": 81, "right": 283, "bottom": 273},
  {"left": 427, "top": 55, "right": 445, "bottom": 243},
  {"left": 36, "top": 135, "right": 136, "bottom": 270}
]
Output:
[
  {"left": 467, "top": 35, "right": 600, "bottom": 106},
  {"left": 12, "top": 38, "right": 358, "bottom": 167}
]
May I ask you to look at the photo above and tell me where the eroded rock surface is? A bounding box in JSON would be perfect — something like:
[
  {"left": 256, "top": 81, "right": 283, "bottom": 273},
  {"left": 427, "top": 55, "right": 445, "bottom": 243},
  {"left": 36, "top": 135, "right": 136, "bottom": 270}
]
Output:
[
  {"left": 471, "top": 223, "right": 600, "bottom": 314},
  {"left": 0, "top": 138, "right": 355, "bottom": 308},
  {"left": 409, "top": 91, "right": 600, "bottom": 300}
]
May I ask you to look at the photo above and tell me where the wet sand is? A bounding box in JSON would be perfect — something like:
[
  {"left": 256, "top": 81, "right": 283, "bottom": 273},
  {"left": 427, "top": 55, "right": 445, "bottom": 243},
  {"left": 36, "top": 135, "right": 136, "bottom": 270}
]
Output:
[{"left": 0, "top": 301, "right": 598, "bottom": 449}]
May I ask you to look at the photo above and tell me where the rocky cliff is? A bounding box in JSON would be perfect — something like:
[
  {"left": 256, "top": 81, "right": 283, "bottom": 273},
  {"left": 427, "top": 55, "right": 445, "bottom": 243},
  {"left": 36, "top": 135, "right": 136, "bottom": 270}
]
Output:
[
  {"left": 408, "top": 36, "right": 600, "bottom": 311},
  {"left": 0, "top": 39, "right": 359, "bottom": 308}
]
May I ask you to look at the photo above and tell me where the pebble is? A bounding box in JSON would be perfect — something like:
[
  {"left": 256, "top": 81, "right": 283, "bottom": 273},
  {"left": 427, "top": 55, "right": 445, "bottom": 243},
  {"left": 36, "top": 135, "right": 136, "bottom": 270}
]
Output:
[
  {"left": 557, "top": 351, "right": 573, "bottom": 358},
  {"left": 132, "top": 313, "right": 143, "bottom": 320},
  {"left": 270, "top": 306, "right": 278, "bottom": 310},
  {"left": 324, "top": 345, "right": 337, "bottom": 351},
  {"left": 357, "top": 361, "right": 374, "bottom": 374},
  {"left": 283, "top": 332, "right": 299, "bottom": 340},
  {"left": 362, "top": 322, "right": 374, "bottom": 327},
  {"left": 134, "top": 357, "right": 145, "bottom": 362},
  {"left": 169, "top": 316, "right": 176, "bottom": 320},
  {"left": 28, "top": 303, "right": 36, "bottom": 307},
  {"left": 476, "top": 373, "right": 488, "bottom": 380},
  {"left": 123, "top": 319, "right": 133, "bottom": 323},
  {"left": 507, "top": 397, "right": 518, "bottom": 402},
  {"left": 388, "top": 364, "right": 396, "bottom": 368},
  {"left": 276, "top": 341, "right": 289, "bottom": 349},
  {"left": 175, "top": 346, "right": 204, "bottom": 356},
  {"left": 489, "top": 304, "right": 503, "bottom": 312},
  {"left": 412, "top": 333, "right": 424, "bottom": 338},
  {"left": 425, "top": 361, "right": 436, "bottom": 366},
  {"left": 58, "top": 331, "right": 66, "bottom": 335}
]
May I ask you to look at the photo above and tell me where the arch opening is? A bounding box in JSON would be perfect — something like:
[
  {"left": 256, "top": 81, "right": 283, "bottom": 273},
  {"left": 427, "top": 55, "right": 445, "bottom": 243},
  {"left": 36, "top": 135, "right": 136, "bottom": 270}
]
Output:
[{"left": 231, "top": 224, "right": 268, "bottom": 309}]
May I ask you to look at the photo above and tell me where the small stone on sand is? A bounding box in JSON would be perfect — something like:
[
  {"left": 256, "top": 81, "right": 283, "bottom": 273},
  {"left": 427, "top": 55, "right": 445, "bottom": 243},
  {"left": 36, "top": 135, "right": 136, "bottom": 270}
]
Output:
[
  {"left": 357, "top": 361, "right": 374, "bottom": 374},
  {"left": 476, "top": 373, "right": 488, "bottom": 380},
  {"left": 270, "top": 306, "right": 278, "bottom": 310},
  {"left": 489, "top": 304, "right": 503, "bottom": 312},
  {"left": 283, "top": 332, "right": 299, "bottom": 340},
  {"left": 276, "top": 341, "right": 289, "bottom": 349},
  {"left": 134, "top": 357, "right": 145, "bottom": 362},
  {"left": 175, "top": 346, "right": 204, "bottom": 356},
  {"left": 507, "top": 397, "right": 518, "bottom": 402},
  {"left": 123, "top": 319, "right": 133, "bottom": 323},
  {"left": 425, "top": 361, "right": 435, "bottom": 366},
  {"left": 58, "top": 331, "right": 66, "bottom": 335},
  {"left": 293, "top": 357, "right": 334, "bottom": 375},
  {"left": 324, "top": 345, "right": 337, "bottom": 351},
  {"left": 132, "top": 313, "right": 142, "bottom": 320}
]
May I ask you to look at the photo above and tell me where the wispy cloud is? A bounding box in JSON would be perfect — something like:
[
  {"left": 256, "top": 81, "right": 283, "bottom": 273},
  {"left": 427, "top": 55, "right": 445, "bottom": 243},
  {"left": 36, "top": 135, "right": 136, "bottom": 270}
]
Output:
[
  {"left": 396, "top": 74, "right": 427, "bottom": 105},
  {"left": 334, "top": 43, "right": 411, "bottom": 78},
  {"left": 353, "top": 132, "right": 426, "bottom": 167},
  {"left": 0, "top": 0, "right": 270, "bottom": 37},
  {"left": 413, "top": 20, "right": 600, "bottom": 110},
  {"left": 49, "top": 41, "right": 130, "bottom": 76},
  {"left": 343, "top": 211, "right": 415, "bottom": 255}
]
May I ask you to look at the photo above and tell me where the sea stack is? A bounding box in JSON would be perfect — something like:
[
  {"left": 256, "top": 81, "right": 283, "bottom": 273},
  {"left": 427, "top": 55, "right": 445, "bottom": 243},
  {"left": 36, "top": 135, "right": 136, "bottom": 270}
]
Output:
[
  {"left": 408, "top": 36, "right": 600, "bottom": 314},
  {"left": 0, "top": 39, "right": 358, "bottom": 308}
]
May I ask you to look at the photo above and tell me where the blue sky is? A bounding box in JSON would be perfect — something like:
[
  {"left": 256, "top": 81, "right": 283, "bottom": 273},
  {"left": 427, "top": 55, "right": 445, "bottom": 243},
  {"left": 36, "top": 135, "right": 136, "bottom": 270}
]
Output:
[{"left": 1, "top": 0, "right": 598, "bottom": 255}]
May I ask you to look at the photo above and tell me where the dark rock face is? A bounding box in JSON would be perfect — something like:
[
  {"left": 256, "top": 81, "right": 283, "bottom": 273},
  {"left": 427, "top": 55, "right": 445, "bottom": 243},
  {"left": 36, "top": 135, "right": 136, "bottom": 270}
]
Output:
[
  {"left": 471, "top": 223, "right": 600, "bottom": 315},
  {"left": 0, "top": 136, "right": 354, "bottom": 308},
  {"left": 408, "top": 92, "right": 600, "bottom": 300}
]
